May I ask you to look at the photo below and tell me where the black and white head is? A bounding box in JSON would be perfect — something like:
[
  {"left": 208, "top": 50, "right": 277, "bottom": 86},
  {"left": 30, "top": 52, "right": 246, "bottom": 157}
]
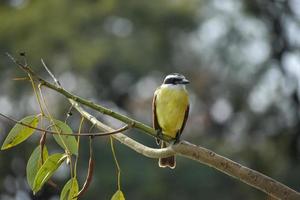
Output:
[{"left": 163, "top": 73, "right": 190, "bottom": 85}]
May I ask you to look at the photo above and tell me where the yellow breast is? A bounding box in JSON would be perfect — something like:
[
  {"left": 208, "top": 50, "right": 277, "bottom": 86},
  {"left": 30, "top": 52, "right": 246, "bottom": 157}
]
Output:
[{"left": 155, "top": 85, "right": 189, "bottom": 138}]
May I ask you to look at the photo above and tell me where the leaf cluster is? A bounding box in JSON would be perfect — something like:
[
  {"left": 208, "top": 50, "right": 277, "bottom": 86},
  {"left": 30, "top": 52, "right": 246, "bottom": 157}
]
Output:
[{"left": 1, "top": 114, "right": 124, "bottom": 199}]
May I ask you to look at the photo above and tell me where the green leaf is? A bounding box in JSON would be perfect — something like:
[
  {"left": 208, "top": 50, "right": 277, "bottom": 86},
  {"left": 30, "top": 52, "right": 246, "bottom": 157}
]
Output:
[
  {"left": 32, "top": 153, "right": 67, "bottom": 193},
  {"left": 1, "top": 115, "right": 39, "bottom": 150},
  {"left": 26, "top": 146, "right": 48, "bottom": 190},
  {"left": 60, "top": 178, "right": 79, "bottom": 200},
  {"left": 50, "top": 119, "right": 78, "bottom": 155},
  {"left": 111, "top": 190, "right": 125, "bottom": 200}
]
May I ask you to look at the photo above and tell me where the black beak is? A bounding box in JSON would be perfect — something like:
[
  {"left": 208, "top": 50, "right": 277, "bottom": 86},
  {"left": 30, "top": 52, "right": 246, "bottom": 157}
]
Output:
[{"left": 181, "top": 78, "right": 190, "bottom": 84}]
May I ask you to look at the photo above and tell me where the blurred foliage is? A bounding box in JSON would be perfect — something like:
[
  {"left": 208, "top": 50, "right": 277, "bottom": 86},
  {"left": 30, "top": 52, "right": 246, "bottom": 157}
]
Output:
[{"left": 0, "top": 0, "right": 300, "bottom": 199}]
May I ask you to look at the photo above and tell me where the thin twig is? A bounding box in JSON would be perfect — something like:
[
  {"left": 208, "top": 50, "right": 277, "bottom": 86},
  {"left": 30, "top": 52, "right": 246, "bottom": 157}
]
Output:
[
  {"left": 12, "top": 77, "right": 29, "bottom": 81},
  {"left": 0, "top": 112, "right": 131, "bottom": 137},
  {"left": 41, "top": 58, "right": 61, "bottom": 87}
]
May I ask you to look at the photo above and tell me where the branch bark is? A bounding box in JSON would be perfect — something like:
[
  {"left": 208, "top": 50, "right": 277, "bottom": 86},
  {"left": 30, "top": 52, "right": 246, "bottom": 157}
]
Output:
[{"left": 8, "top": 57, "right": 300, "bottom": 200}]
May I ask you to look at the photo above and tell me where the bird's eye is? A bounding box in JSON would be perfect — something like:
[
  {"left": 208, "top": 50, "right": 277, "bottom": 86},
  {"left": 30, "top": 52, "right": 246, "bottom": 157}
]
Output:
[
  {"left": 164, "top": 78, "right": 174, "bottom": 84},
  {"left": 174, "top": 78, "right": 181, "bottom": 83}
]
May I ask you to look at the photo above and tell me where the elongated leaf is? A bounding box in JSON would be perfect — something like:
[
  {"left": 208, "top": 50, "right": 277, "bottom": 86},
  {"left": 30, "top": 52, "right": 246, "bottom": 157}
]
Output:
[
  {"left": 60, "top": 178, "right": 79, "bottom": 200},
  {"left": 26, "top": 146, "right": 48, "bottom": 190},
  {"left": 1, "top": 115, "right": 39, "bottom": 150},
  {"left": 33, "top": 153, "right": 67, "bottom": 193},
  {"left": 111, "top": 190, "right": 125, "bottom": 200},
  {"left": 50, "top": 119, "right": 78, "bottom": 155}
]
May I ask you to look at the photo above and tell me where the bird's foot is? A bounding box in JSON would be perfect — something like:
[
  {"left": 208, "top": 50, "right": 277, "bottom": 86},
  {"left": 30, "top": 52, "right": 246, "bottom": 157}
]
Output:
[
  {"left": 155, "top": 129, "right": 163, "bottom": 145},
  {"left": 156, "top": 129, "right": 163, "bottom": 139},
  {"left": 173, "top": 132, "right": 181, "bottom": 144},
  {"left": 173, "top": 138, "right": 180, "bottom": 144}
]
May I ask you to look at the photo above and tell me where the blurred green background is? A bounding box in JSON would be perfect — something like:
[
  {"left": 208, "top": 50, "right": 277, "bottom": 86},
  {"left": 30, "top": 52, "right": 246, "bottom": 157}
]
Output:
[{"left": 0, "top": 0, "right": 300, "bottom": 199}]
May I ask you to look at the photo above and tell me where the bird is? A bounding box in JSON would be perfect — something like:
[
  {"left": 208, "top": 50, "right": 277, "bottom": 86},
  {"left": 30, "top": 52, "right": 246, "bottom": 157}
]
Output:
[{"left": 152, "top": 73, "right": 190, "bottom": 169}]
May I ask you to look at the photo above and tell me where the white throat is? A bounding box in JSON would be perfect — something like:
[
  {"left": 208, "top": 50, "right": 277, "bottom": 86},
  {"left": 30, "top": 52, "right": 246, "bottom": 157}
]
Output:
[{"left": 161, "top": 84, "right": 186, "bottom": 90}]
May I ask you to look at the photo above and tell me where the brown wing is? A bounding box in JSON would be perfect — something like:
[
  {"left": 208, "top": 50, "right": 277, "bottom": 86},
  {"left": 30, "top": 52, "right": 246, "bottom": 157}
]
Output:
[
  {"left": 179, "top": 104, "right": 190, "bottom": 134},
  {"left": 152, "top": 90, "right": 162, "bottom": 145},
  {"left": 152, "top": 91, "right": 160, "bottom": 130}
]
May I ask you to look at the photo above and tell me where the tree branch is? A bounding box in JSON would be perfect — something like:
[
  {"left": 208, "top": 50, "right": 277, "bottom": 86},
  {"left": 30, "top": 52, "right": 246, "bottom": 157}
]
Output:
[
  {"left": 68, "top": 95, "right": 300, "bottom": 200},
  {"left": 173, "top": 142, "right": 299, "bottom": 200},
  {"left": 7, "top": 55, "right": 300, "bottom": 200}
]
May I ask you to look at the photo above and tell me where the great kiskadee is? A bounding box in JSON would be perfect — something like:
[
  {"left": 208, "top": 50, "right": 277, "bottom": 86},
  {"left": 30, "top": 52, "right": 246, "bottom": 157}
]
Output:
[{"left": 152, "top": 73, "right": 190, "bottom": 169}]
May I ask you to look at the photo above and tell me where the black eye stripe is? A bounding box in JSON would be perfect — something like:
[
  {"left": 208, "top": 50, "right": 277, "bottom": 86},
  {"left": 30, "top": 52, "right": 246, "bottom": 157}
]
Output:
[{"left": 164, "top": 77, "right": 181, "bottom": 84}]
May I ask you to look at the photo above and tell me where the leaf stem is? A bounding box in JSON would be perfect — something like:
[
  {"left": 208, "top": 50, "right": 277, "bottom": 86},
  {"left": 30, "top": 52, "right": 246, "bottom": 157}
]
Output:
[
  {"left": 110, "top": 136, "right": 121, "bottom": 190},
  {"left": 74, "top": 136, "right": 95, "bottom": 198},
  {"left": 74, "top": 117, "right": 84, "bottom": 178},
  {"left": 28, "top": 74, "right": 45, "bottom": 116}
]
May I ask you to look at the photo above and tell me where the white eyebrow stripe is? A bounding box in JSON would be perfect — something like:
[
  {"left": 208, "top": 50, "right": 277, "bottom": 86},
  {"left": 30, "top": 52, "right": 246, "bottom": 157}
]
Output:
[
  {"left": 165, "top": 75, "right": 178, "bottom": 79},
  {"left": 164, "top": 74, "right": 182, "bottom": 80}
]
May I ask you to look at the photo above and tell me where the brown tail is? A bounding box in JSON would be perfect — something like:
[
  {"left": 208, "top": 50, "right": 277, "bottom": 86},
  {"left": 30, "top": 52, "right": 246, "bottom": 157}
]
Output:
[{"left": 158, "top": 142, "right": 176, "bottom": 169}]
